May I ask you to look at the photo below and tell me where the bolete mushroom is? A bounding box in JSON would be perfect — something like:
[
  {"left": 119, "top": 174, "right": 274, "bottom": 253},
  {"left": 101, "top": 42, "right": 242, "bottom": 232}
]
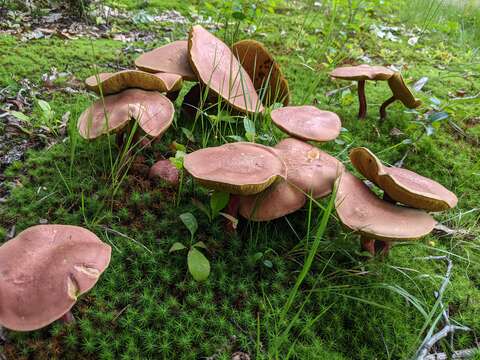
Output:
[
  {"left": 188, "top": 25, "right": 264, "bottom": 114},
  {"left": 85, "top": 70, "right": 183, "bottom": 95},
  {"left": 271, "top": 106, "right": 341, "bottom": 142},
  {"left": 0, "top": 225, "right": 111, "bottom": 331},
  {"left": 149, "top": 159, "right": 180, "bottom": 187},
  {"left": 232, "top": 39, "right": 290, "bottom": 106},
  {"left": 335, "top": 172, "right": 436, "bottom": 256},
  {"left": 350, "top": 147, "right": 457, "bottom": 211},
  {"left": 134, "top": 40, "right": 196, "bottom": 81},
  {"left": 381, "top": 72, "right": 422, "bottom": 119},
  {"left": 78, "top": 89, "right": 175, "bottom": 144},
  {"left": 183, "top": 142, "right": 286, "bottom": 195}
]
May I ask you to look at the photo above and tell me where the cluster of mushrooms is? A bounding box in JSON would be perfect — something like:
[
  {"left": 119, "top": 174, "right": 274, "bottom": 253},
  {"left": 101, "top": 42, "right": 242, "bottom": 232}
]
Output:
[{"left": 0, "top": 24, "right": 456, "bottom": 333}]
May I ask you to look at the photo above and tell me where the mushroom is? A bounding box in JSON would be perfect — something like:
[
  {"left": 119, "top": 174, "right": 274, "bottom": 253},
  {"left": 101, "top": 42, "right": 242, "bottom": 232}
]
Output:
[
  {"left": 84, "top": 70, "right": 183, "bottom": 95},
  {"left": 188, "top": 25, "right": 264, "bottom": 114},
  {"left": 270, "top": 106, "right": 341, "bottom": 142},
  {"left": 149, "top": 159, "right": 180, "bottom": 187},
  {"left": 238, "top": 138, "right": 344, "bottom": 221},
  {"left": 183, "top": 142, "right": 286, "bottom": 195},
  {"left": 381, "top": 72, "right": 422, "bottom": 120},
  {"left": 134, "top": 40, "right": 196, "bottom": 81},
  {"left": 335, "top": 172, "right": 436, "bottom": 256},
  {"left": 0, "top": 225, "right": 111, "bottom": 331},
  {"left": 350, "top": 147, "right": 457, "bottom": 211},
  {"left": 232, "top": 39, "right": 290, "bottom": 106},
  {"left": 77, "top": 89, "right": 175, "bottom": 145}
]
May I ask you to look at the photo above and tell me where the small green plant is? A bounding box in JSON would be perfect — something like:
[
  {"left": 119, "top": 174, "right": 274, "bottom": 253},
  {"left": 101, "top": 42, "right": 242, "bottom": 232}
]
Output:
[
  {"left": 169, "top": 212, "right": 211, "bottom": 282},
  {"left": 192, "top": 191, "right": 230, "bottom": 222}
]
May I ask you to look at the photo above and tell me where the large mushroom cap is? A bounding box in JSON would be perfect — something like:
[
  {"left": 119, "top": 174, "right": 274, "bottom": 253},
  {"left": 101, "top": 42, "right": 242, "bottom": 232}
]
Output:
[
  {"left": 330, "top": 64, "right": 395, "bottom": 81},
  {"left": 85, "top": 70, "right": 183, "bottom": 95},
  {"left": 188, "top": 25, "right": 264, "bottom": 114},
  {"left": 232, "top": 39, "right": 290, "bottom": 106},
  {"left": 335, "top": 172, "right": 436, "bottom": 241},
  {"left": 0, "top": 225, "right": 111, "bottom": 331},
  {"left": 350, "top": 147, "right": 457, "bottom": 211},
  {"left": 275, "top": 138, "right": 344, "bottom": 198},
  {"left": 184, "top": 142, "right": 286, "bottom": 195},
  {"left": 239, "top": 179, "right": 306, "bottom": 221},
  {"left": 271, "top": 106, "right": 341, "bottom": 142},
  {"left": 387, "top": 72, "right": 422, "bottom": 108},
  {"left": 78, "top": 89, "right": 175, "bottom": 140},
  {"left": 134, "top": 40, "right": 196, "bottom": 81}
]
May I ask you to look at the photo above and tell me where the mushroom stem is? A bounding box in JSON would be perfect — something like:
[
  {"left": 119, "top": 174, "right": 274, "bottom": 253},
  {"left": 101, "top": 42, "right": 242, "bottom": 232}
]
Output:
[
  {"left": 361, "top": 238, "right": 376, "bottom": 256},
  {"left": 379, "top": 96, "right": 397, "bottom": 120},
  {"left": 59, "top": 310, "right": 75, "bottom": 324},
  {"left": 357, "top": 80, "right": 367, "bottom": 119},
  {"left": 224, "top": 195, "right": 240, "bottom": 233}
]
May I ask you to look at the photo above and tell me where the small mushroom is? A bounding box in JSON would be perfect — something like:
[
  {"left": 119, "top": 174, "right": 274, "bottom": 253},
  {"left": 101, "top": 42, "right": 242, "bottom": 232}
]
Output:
[
  {"left": 330, "top": 64, "right": 394, "bottom": 119},
  {"left": 335, "top": 172, "right": 436, "bottom": 256},
  {"left": 134, "top": 40, "right": 196, "bottom": 81},
  {"left": 149, "top": 159, "right": 180, "bottom": 187},
  {"left": 232, "top": 39, "right": 290, "bottom": 106},
  {"left": 0, "top": 225, "right": 111, "bottom": 331},
  {"left": 84, "top": 70, "right": 183, "bottom": 95},
  {"left": 188, "top": 25, "right": 263, "bottom": 114},
  {"left": 78, "top": 89, "right": 174, "bottom": 142},
  {"left": 183, "top": 142, "right": 286, "bottom": 195},
  {"left": 350, "top": 147, "right": 457, "bottom": 211},
  {"left": 381, "top": 72, "right": 422, "bottom": 120},
  {"left": 271, "top": 106, "right": 341, "bottom": 142}
]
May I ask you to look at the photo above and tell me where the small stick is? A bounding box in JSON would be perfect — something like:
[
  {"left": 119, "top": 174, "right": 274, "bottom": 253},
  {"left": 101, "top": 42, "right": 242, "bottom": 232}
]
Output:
[
  {"left": 358, "top": 80, "right": 367, "bottom": 119},
  {"left": 379, "top": 96, "right": 396, "bottom": 120}
]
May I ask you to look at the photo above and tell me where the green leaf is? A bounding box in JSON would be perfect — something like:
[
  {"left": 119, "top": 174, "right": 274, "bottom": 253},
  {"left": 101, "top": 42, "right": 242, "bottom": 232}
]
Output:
[
  {"left": 263, "top": 260, "right": 273, "bottom": 268},
  {"left": 227, "top": 135, "right": 245, "bottom": 142},
  {"left": 243, "top": 117, "right": 256, "bottom": 135},
  {"left": 37, "top": 99, "right": 51, "bottom": 114},
  {"left": 187, "top": 247, "right": 210, "bottom": 281},
  {"left": 191, "top": 198, "right": 211, "bottom": 221},
  {"left": 169, "top": 157, "right": 183, "bottom": 170},
  {"left": 181, "top": 127, "right": 195, "bottom": 142},
  {"left": 193, "top": 241, "right": 207, "bottom": 249},
  {"left": 210, "top": 191, "right": 230, "bottom": 218},
  {"left": 169, "top": 242, "right": 187, "bottom": 253},
  {"left": 180, "top": 212, "right": 198, "bottom": 238},
  {"left": 253, "top": 252, "right": 263, "bottom": 262},
  {"left": 10, "top": 111, "right": 30, "bottom": 122}
]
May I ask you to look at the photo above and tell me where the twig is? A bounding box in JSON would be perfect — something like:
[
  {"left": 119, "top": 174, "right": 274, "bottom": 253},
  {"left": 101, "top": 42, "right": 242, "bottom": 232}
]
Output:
[
  {"left": 424, "top": 348, "right": 478, "bottom": 359},
  {"left": 416, "top": 325, "right": 471, "bottom": 359}
]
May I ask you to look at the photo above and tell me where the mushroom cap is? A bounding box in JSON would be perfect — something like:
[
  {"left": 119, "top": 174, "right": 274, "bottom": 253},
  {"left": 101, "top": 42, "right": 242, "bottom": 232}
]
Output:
[
  {"left": 149, "top": 159, "right": 179, "bottom": 186},
  {"left": 387, "top": 72, "right": 422, "bottom": 108},
  {"left": 188, "top": 25, "right": 264, "bottom": 114},
  {"left": 275, "top": 138, "right": 344, "bottom": 198},
  {"left": 239, "top": 179, "right": 306, "bottom": 221},
  {"left": 350, "top": 147, "right": 457, "bottom": 211},
  {"left": 0, "top": 225, "right": 111, "bottom": 331},
  {"left": 84, "top": 70, "right": 183, "bottom": 95},
  {"left": 335, "top": 172, "right": 436, "bottom": 241},
  {"left": 184, "top": 142, "right": 286, "bottom": 195},
  {"left": 78, "top": 89, "right": 175, "bottom": 140},
  {"left": 134, "top": 40, "right": 196, "bottom": 81},
  {"left": 232, "top": 39, "right": 290, "bottom": 106},
  {"left": 271, "top": 106, "right": 341, "bottom": 142},
  {"left": 330, "top": 64, "right": 395, "bottom": 81}
]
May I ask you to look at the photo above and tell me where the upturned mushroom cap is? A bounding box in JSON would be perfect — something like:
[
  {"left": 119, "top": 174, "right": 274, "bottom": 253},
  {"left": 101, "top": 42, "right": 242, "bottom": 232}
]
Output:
[
  {"left": 275, "top": 138, "right": 344, "bottom": 198},
  {"left": 232, "top": 39, "right": 290, "bottom": 106},
  {"left": 135, "top": 40, "right": 196, "bottom": 81},
  {"left": 239, "top": 179, "right": 306, "bottom": 221},
  {"left": 350, "top": 147, "right": 457, "bottom": 211},
  {"left": 84, "top": 70, "right": 183, "bottom": 95},
  {"left": 0, "top": 225, "right": 111, "bottom": 331},
  {"left": 335, "top": 172, "right": 436, "bottom": 241},
  {"left": 271, "top": 106, "right": 341, "bottom": 142},
  {"left": 387, "top": 72, "right": 422, "bottom": 108},
  {"left": 184, "top": 142, "right": 286, "bottom": 195},
  {"left": 78, "top": 89, "right": 175, "bottom": 140},
  {"left": 149, "top": 159, "right": 179, "bottom": 186},
  {"left": 188, "top": 25, "right": 264, "bottom": 114},
  {"left": 330, "top": 64, "right": 395, "bottom": 81}
]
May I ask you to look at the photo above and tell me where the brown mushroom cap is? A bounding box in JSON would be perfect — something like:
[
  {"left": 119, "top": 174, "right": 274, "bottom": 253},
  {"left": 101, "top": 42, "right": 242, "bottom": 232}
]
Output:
[
  {"left": 134, "top": 40, "right": 196, "bottom": 81},
  {"left": 232, "top": 39, "right": 290, "bottom": 106},
  {"left": 350, "top": 147, "right": 457, "bottom": 211},
  {"left": 184, "top": 142, "right": 286, "bottom": 195},
  {"left": 387, "top": 72, "right": 422, "bottom": 108},
  {"left": 271, "top": 106, "right": 342, "bottom": 142},
  {"left": 330, "top": 64, "right": 395, "bottom": 81},
  {"left": 188, "top": 25, "right": 264, "bottom": 114},
  {"left": 335, "top": 172, "right": 436, "bottom": 241},
  {"left": 0, "top": 225, "right": 111, "bottom": 331},
  {"left": 78, "top": 89, "right": 175, "bottom": 140},
  {"left": 149, "top": 159, "right": 179, "bottom": 186},
  {"left": 275, "top": 138, "right": 344, "bottom": 198},
  {"left": 239, "top": 179, "right": 306, "bottom": 221},
  {"left": 84, "top": 70, "right": 183, "bottom": 95}
]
